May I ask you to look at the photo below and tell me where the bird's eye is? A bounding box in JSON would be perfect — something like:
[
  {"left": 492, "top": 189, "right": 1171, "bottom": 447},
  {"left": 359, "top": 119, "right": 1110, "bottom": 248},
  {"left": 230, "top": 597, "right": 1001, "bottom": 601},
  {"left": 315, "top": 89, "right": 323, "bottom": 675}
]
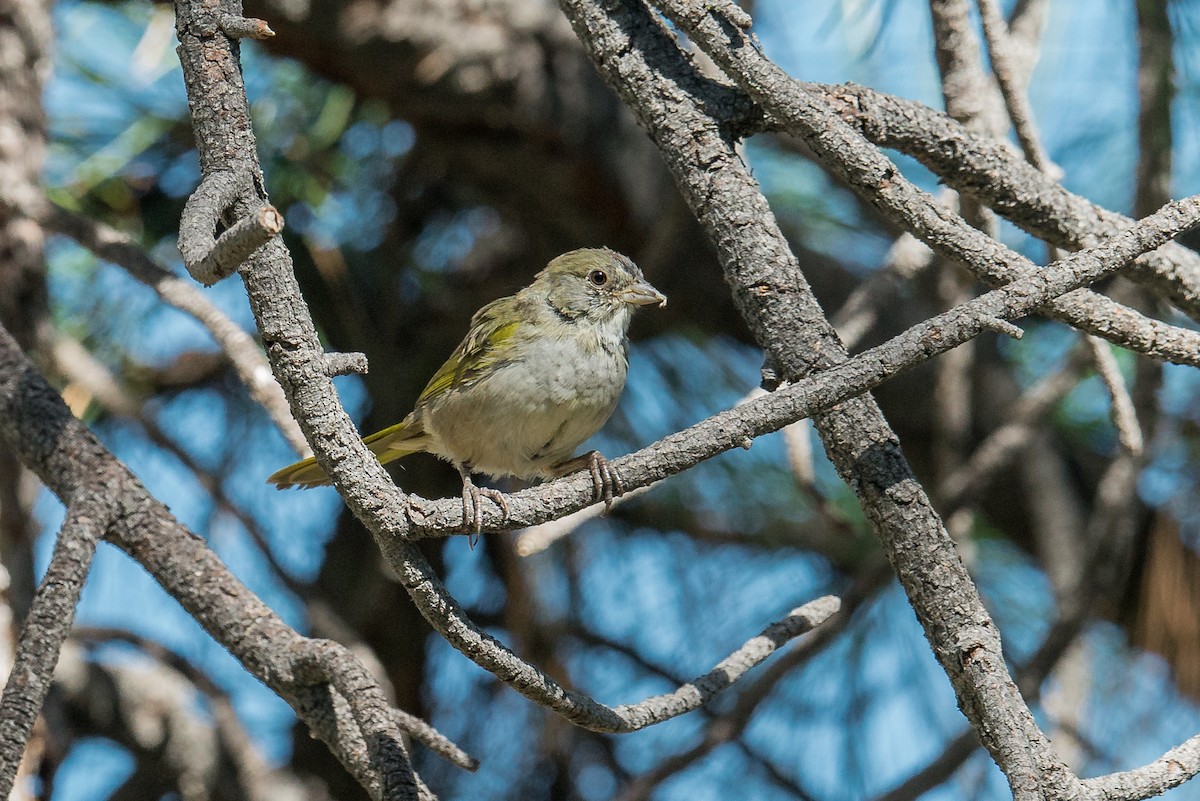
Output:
[{"left": 588, "top": 269, "right": 609, "bottom": 286}]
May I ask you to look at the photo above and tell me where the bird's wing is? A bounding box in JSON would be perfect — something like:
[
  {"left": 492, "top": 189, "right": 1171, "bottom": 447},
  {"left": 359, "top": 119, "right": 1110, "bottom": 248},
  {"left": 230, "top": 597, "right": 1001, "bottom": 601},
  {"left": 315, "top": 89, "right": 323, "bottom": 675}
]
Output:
[{"left": 416, "top": 296, "right": 523, "bottom": 404}]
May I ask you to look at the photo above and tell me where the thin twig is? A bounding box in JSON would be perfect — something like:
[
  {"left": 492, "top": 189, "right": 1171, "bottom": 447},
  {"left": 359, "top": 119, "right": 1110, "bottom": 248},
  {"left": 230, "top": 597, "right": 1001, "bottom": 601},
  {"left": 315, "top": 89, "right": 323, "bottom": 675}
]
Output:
[
  {"left": 218, "top": 13, "right": 274, "bottom": 39},
  {"left": 1081, "top": 735, "right": 1200, "bottom": 801},
  {"left": 938, "top": 354, "right": 1082, "bottom": 513},
  {"left": 39, "top": 203, "right": 308, "bottom": 454},
  {"left": 0, "top": 496, "right": 105, "bottom": 794},
  {"left": 1086, "top": 337, "right": 1144, "bottom": 456},
  {"left": 617, "top": 566, "right": 888, "bottom": 801},
  {"left": 831, "top": 229, "right": 934, "bottom": 350},
  {"left": 976, "top": 0, "right": 1052, "bottom": 172}
]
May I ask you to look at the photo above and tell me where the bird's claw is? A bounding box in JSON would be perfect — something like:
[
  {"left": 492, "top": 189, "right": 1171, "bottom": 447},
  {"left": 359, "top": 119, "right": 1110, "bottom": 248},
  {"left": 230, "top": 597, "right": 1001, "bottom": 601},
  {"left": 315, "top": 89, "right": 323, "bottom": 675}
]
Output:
[
  {"left": 551, "top": 451, "right": 625, "bottom": 513},
  {"left": 585, "top": 451, "right": 623, "bottom": 514},
  {"left": 459, "top": 473, "right": 509, "bottom": 547}
]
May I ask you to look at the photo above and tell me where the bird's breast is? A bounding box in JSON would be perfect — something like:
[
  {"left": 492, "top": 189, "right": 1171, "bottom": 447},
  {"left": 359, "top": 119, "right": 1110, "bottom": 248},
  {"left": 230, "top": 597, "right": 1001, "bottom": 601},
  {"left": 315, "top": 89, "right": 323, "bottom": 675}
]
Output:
[{"left": 422, "top": 330, "right": 628, "bottom": 480}]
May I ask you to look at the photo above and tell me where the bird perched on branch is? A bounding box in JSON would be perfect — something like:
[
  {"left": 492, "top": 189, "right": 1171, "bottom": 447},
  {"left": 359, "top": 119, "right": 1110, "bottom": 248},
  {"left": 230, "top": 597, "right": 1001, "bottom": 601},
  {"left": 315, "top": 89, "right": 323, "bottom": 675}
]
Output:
[{"left": 268, "top": 247, "right": 666, "bottom": 535}]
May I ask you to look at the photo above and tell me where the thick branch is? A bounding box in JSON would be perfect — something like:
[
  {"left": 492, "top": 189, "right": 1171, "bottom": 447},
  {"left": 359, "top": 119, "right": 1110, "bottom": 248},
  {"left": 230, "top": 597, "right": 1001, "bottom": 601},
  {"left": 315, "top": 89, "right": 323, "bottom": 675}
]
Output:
[
  {"left": 822, "top": 83, "right": 1200, "bottom": 321},
  {"left": 562, "top": 0, "right": 1089, "bottom": 796},
  {"left": 290, "top": 639, "right": 477, "bottom": 771},
  {"left": 0, "top": 323, "right": 448, "bottom": 800}
]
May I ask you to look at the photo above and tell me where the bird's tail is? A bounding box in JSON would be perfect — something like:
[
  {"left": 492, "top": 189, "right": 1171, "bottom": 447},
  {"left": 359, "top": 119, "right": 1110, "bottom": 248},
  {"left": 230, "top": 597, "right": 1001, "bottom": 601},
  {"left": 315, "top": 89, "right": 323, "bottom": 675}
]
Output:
[{"left": 267, "top": 416, "right": 428, "bottom": 489}]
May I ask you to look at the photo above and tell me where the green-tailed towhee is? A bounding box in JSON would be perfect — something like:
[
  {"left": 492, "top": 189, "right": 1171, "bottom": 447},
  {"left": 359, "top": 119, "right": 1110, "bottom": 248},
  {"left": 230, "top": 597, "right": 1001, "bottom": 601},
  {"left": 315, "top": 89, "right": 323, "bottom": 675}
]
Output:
[{"left": 268, "top": 247, "right": 666, "bottom": 533}]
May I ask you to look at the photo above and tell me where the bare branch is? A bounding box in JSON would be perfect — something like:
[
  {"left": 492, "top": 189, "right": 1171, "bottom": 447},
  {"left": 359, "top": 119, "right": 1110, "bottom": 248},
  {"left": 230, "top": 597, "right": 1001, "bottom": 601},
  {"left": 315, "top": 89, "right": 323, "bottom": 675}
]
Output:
[
  {"left": 179, "top": 170, "right": 283, "bottom": 285},
  {"left": 750, "top": 75, "right": 1200, "bottom": 362},
  {"left": 1086, "top": 337, "right": 1144, "bottom": 456},
  {"left": 0, "top": 323, "right": 451, "bottom": 799},
  {"left": 928, "top": 0, "right": 1007, "bottom": 134},
  {"left": 322, "top": 351, "right": 370, "bottom": 377},
  {"left": 1082, "top": 734, "right": 1200, "bottom": 800},
  {"left": 219, "top": 13, "right": 274, "bottom": 39},
  {"left": 398, "top": 559, "right": 838, "bottom": 732},
  {"left": 832, "top": 230, "right": 933, "bottom": 349},
  {"left": 938, "top": 355, "right": 1081, "bottom": 513},
  {"left": 618, "top": 567, "right": 887, "bottom": 801},
  {"left": 976, "top": 0, "right": 1052, "bottom": 172},
  {"left": 45, "top": 330, "right": 315, "bottom": 601},
  {"left": 823, "top": 84, "right": 1200, "bottom": 322},
  {"left": 978, "top": 315, "right": 1024, "bottom": 339},
  {"left": 0, "top": 496, "right": 104, "bottom": 795},
  {"left": 609, "top": 596, "right": 839, "bottom": 729},
  {"left": 567, "top": 1, "right": 1197, "bottom": 797},
  {"left": 290, "top": 639, "right": 477, "bottom": 772}
]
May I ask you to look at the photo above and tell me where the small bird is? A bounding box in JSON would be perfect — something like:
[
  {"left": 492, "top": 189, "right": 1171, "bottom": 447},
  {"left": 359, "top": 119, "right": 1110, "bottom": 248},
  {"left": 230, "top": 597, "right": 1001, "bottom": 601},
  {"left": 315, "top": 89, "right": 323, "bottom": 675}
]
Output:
[{"left": 268, "top": 248, "right": 666, "bottom": 534}]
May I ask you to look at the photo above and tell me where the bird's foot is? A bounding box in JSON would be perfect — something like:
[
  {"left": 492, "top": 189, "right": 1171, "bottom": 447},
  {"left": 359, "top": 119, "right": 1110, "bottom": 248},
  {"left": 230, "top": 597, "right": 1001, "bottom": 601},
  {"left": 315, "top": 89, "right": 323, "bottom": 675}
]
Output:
[
  {"left": 459, "top": 470, "right": 509, "bottom": 547},
  {"left": 589, "top": 451, "right": 623, "bottom": 513},
  {"left": 555, "top": 451, "right": 623, "bottom": 514}
]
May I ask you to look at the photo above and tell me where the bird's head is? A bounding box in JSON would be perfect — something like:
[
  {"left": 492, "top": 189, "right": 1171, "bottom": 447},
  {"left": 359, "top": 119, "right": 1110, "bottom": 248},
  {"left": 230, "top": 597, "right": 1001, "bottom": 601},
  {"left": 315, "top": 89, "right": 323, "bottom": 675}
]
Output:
[{"left": 535, "top": 248, "right": 666, "bottom": 326}]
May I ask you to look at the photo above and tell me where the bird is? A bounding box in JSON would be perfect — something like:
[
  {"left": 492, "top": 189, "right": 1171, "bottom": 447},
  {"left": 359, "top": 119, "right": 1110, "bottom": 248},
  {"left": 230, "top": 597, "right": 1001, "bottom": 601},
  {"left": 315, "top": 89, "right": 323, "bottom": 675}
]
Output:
[{"left": 267, "top": 247, "right": 666, "bottom": 536}]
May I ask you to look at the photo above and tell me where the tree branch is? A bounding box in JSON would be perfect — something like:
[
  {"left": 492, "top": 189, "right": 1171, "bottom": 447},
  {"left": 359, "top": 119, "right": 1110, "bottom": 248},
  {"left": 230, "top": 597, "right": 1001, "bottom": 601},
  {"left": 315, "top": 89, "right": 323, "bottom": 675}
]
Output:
[
  {"left": 560, "top": 1, "right": 1195, "bottom": 798},
  {"left": 616, "top": 566, "right": 888, "bottom": 801},
  {"left": 1081, "top": 735, "right": 1200, "bottom": 801},
  {"left": 938, "top": 353, "right": 1081, "bottom": 513},
  {"left": 169, "top": 0, "right": 843, "bottom": 769},
  {"left": 976, "top": 0, "right": 1052, "bottom": 172},
  {"left": 822, "top": 83, "right": 1200, "bottom": 322},
  {"left": 0, "top": 322, "right": 457, "bottom": 800},
  {"left": 179, "top": 169, "right": 283, "bottom": 285},
  {"left": 0, "top": 495, "right": 104, "bottom": 795}
]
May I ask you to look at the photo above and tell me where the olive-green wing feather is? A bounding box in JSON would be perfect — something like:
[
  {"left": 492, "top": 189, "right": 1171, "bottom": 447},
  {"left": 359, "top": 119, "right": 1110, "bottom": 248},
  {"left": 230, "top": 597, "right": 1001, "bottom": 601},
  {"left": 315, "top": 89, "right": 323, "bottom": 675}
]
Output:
[{"left": 415, "top": 296, "right": 523, "bottom": 404}]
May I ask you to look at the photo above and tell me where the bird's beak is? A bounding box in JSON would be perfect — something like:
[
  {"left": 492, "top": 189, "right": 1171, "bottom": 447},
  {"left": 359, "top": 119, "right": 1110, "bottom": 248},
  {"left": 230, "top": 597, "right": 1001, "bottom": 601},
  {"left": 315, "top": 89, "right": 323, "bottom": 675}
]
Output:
[{"left": 619, "top": 280, "right": 667, "bottom": 307}]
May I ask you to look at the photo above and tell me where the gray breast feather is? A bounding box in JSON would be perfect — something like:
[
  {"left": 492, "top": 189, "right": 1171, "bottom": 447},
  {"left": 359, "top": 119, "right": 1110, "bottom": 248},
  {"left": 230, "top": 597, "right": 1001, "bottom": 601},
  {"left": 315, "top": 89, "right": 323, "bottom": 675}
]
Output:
[{"left": 421, "top": 331, "right": 628, "bottom": 480}]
